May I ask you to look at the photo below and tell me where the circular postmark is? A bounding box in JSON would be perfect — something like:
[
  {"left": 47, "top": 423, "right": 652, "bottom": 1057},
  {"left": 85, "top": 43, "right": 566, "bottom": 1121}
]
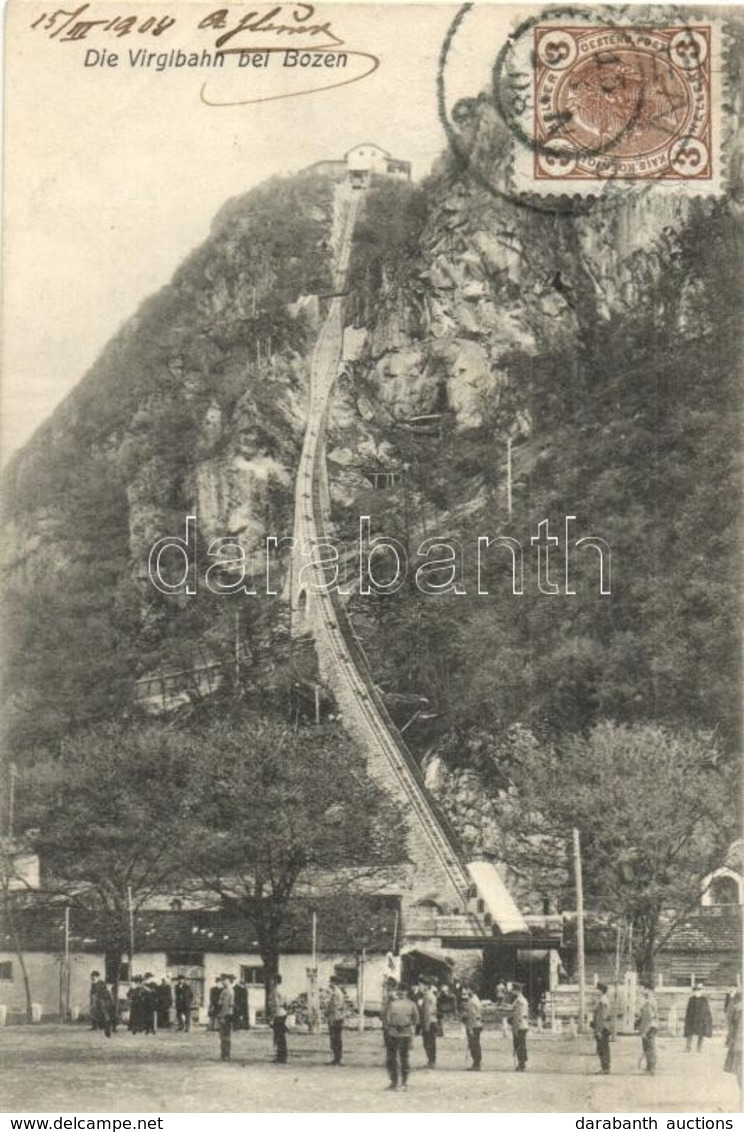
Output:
[{"left": 437, "top": 4, "right": 717, "bottom": 209}]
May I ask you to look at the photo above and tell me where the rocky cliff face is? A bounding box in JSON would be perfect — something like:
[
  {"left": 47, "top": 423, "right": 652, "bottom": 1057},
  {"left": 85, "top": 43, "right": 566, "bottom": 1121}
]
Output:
[
  {"left": 1, "top": 175, "right": 335, "bottom": 744},
  {"left": 2, "top": 86, "right": 741, "bottom": 767},
  {"left": 324, "top": 93, "right": 741, "bottom": 763},
  {"left": 328, "top": 100, "right": 736, "bottom": 471}
]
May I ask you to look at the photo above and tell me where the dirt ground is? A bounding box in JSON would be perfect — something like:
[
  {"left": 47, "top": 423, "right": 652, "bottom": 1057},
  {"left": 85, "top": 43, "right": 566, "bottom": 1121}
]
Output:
[{"left": 1, "top": 1024, "right": 740, "bottom": 1113}]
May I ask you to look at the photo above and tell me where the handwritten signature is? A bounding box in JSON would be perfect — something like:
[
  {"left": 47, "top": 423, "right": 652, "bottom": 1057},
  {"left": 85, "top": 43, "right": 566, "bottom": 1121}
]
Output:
[
  {"left": 29, "top": 3, "right": 345, "bottom": 48},
  {"left": 200, "top": 5, "right": 344, "bottom": 49}
]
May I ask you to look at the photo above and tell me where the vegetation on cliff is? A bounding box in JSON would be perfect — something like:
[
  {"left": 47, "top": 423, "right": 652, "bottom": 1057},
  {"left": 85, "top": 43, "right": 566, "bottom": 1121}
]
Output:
[
  {"left": 337, "top": 180, "right": 741, "bottom": 762},
  {"left": 2, "top": 176, "right": 334, "bottom": 748}
]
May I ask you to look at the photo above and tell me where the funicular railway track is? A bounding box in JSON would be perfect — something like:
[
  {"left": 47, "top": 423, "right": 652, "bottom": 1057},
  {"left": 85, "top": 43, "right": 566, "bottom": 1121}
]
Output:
[{"left": 290, "top": 186, "right": 474, "bottom": 911}]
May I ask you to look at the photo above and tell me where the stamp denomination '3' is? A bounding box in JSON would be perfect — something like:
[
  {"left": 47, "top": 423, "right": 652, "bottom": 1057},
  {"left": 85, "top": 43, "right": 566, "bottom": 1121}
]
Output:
[{"left": 533, "top": 26, "right": 712, "bottom": 182}]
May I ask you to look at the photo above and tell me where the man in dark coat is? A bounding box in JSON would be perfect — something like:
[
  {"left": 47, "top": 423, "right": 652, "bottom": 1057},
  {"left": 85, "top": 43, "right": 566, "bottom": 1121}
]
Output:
[
  {"left": 156, "top": 978, "right": 173, "bottom": 1029},
  {"left": 142, "top": 974, "right": 157, "bottom": 1035},
  {"left": 685, "top": 984, "right": 713, "bottom": 1052},
  {"left": 208, "top": 978, "right": 222, "bottom": 1032},
  {"left": 89, "top": 972, "right": 114, "bottom": 1038},
  {"left": 174, "top": 975, "right": 194, "bottom": 1032},
  {"left": 233, "top": 979, "right": 249, "bottom": 1031},
  {"left": 127, "top": 975, "right": 145, "bottom": 1033}
]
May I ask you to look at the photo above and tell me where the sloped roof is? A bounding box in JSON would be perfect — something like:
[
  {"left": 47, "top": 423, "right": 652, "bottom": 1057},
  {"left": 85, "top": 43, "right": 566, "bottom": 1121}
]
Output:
[
  {"left": 467, "top": 860, "right": 530, "bottom": 936},
  {"left": 344, "top": 143, "right": 391, "bottom": 158},
  {"left": 1, "top": 895, "right": 400, "bottom": 955},
  {"left": 570, "top": 908, "right": 743, "bottom": 954}
]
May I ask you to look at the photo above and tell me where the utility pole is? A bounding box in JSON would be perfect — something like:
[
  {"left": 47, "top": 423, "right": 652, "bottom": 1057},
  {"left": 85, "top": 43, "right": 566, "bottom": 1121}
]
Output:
[
  {"left": 312, "top": 910, "right": 317, "bottom": 969},
  {"left": 307, "top": 911, "right": 319, "bottom": 1034},
  {"left": 63, "top": 905, "right": 71, "bottom": 1023},
  {"left": 8, "top": 762, "right": 17, "bottom": 835},
  {"left": 314, "top": 683, "right": 320, "bottom": 725},
  {"left": 234, "top": 611, "right": 241, "bottom": 689},
  {"left": 506, "top": 436, "right": 513, "bottom": 518},
  {"left": 573, "top": 828, "right": 586, "bottom": 1033},
  {"left": 358, "top": 948, "right": 366, "bottom": 1033},
  {"left": 127, "top": 885, "right": 135, "bottom": 978}
]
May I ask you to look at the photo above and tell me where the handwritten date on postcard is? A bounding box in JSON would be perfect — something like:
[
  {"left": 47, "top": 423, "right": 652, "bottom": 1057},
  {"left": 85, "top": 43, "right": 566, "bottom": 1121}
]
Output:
[{"left": 29, "top": 3, "right": 344, "bottom": 48}]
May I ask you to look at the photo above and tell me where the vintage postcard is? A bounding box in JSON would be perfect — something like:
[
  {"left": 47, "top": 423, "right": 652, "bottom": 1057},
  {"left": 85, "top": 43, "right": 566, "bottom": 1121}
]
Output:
[{"left": 1, "top": 0, "right": 742, "bottom": 1118}]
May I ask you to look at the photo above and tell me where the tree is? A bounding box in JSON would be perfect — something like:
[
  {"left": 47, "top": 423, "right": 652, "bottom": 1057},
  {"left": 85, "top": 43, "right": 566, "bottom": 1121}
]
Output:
[
  {"left": 20, "top": 724, "right": 196, "bottom": 1011},
  {"left": 183, "top": 718, "right": 406, "bottom": 1008},
  {"left": 0, "top": 837, "right": 36, "bottom": 1023},
  {"left": 492, "top": 721, "right": 738, "bottom": 980}
]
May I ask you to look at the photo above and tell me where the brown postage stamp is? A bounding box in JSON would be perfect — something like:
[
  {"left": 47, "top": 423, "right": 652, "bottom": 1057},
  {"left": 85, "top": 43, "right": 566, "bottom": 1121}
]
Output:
[
  {"left": 499, "top": 12, "right": 725, "bottom": 196},
  {"left": 532, "top": 26, "right": 712, "bottom": 182}
]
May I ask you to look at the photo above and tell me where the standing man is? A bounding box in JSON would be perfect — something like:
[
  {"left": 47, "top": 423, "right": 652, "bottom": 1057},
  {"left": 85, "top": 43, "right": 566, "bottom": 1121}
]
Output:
[
  {"left": 684, "top": 983, "right": 713, "bottom": 1053},
  {"left": 724, "top": 988, "right": 741, "bottom": 1087},
  {"left": 233, "top": 977, "right": 249, "bottom": 1031},
  {"left": 174, "top": 975, "right": 193, "bottom": 1032},
  {"left": 127, "top": 975, "right": 145, "bottom": 1034},
  {"left": 269, "top": 974, "right": 288, "bottom": 1064},
  {"left": 510, "top": 982, "right": 529, "bottom": 1072},
  {"left": 142, "top": 974, "right": 157, "bottom": 1035},
  {"left": 383, "top": 984, "right": 419, "bottom": 1091},
  {"left": 89, "top": 971, "right": 114, "bottom": 1038},
  {"left": 156, "top": 978, "right": 173, "bottom": 1030},
  {"left": 208, "top": 977, "right": 222, "bottom": 1032},
  {"left": 217, "top": 974, "right": 235, "bottom": 1061},
  {"left": 420, "top": 978, "right": 438, "bottom": 1068},
  {"left": 381, "top": 976, "right": 398, "bottom": 1059},
  {"left": 325, "top": 976, "right": 345, "bottom": 1066},
  {"left": 593, "top": 983, "right": 613, "bottom": 1074},
  {"left": 638, "top": 984, "right": 659, "bottom": 1075},
  {"left": 462, "top": 987, "right": 483, "bottom": 1071},
  {"left": 89, "top": 971, "right": 101, "bottom": 1031}
]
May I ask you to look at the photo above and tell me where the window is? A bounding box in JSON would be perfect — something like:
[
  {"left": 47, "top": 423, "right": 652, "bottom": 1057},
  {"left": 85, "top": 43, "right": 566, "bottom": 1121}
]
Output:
[
  {"left": 709, "top": 876, "right": 739, "bottom": 905},
  {"left": 0, "top": 961, "right": 12, "bottom": 981},
  {"left": 104, "top": 954, "right": 129, "bottom": 983},
  {"left": 166, "top": 951, "right": 204, "bottom": 967},
  {"left": 240, "top": 965, "right": 265, "bottom": 986},
  {"left": 333, "top": 964, "right": 358, "bottom": 986}
]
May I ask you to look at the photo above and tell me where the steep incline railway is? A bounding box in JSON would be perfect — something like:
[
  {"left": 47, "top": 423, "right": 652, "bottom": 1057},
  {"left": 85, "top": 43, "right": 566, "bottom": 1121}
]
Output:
[{"left": 289, "top": 183, "right": 528, "bottom": 933}]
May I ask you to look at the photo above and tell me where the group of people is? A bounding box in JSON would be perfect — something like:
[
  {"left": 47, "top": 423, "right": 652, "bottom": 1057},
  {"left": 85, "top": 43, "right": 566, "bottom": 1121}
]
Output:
[
  {"left": 87, "top": 967, "right": 742, "bottom": 1090},
  {"left": 376, "top": 977, "right": 531, "bottom": 1090},
  {"left": 88, "top": 972, "right": 115, "bottom": 1038},
  {"left": 127, "top": 975, "right": 167, "bottom": 1035},
  {"left": 593, "top": 980, "right": 742, "bottom": 1084},
  {"left": 208, "top": 976, "right": 249, "bottom": 1034},
  {"left": 88, "top": 971, "right": 195, "bottom": 1037}
]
